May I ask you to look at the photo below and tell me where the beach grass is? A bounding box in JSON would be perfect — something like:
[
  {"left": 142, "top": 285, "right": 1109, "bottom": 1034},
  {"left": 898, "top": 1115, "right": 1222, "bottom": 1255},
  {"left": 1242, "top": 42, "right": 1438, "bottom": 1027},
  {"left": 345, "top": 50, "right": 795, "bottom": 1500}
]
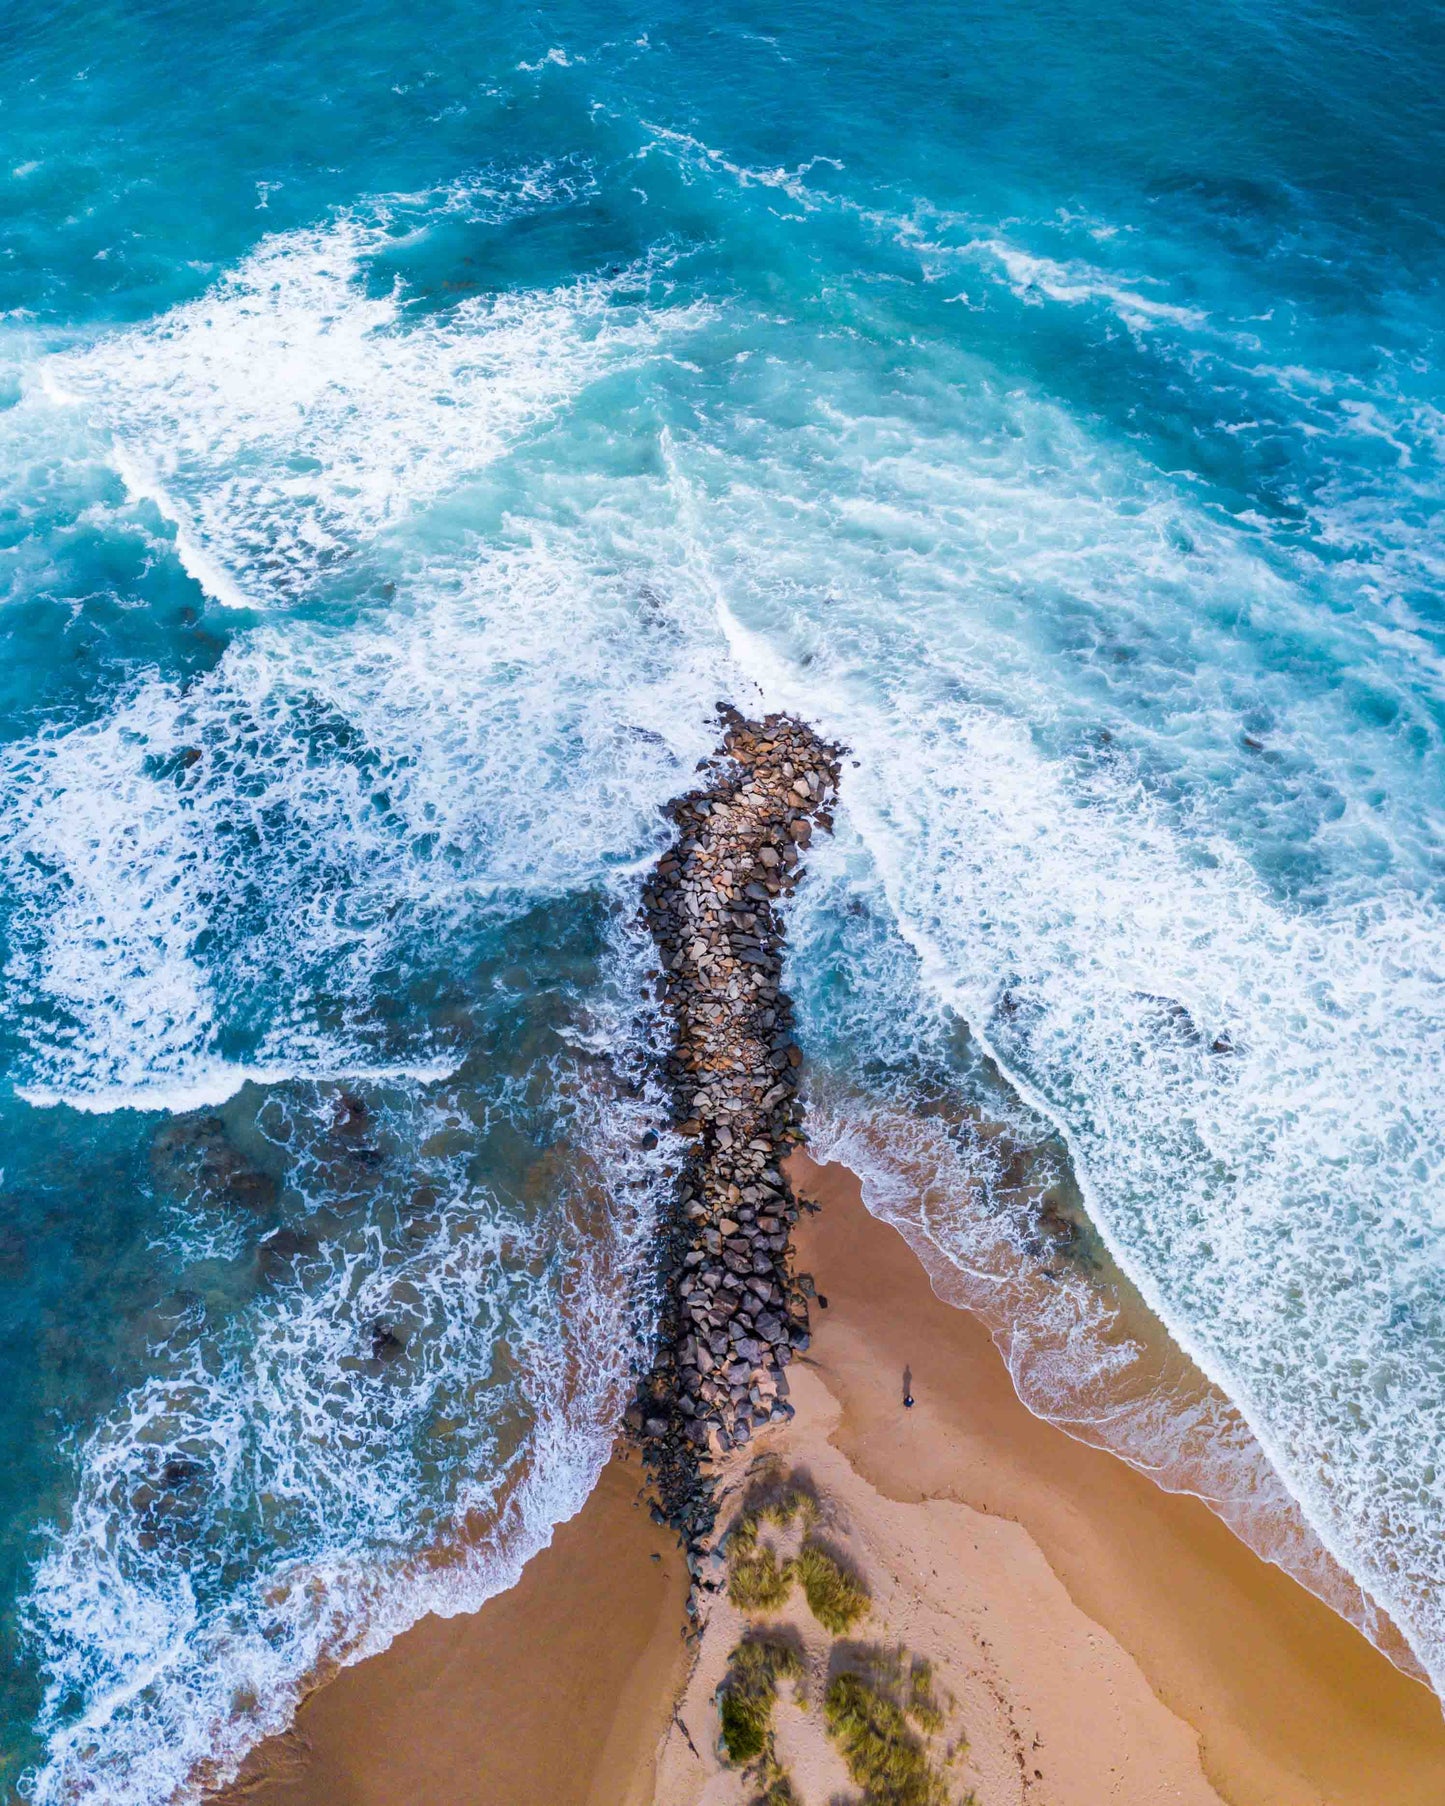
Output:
[
  {"left": 795, "top": 1540, "right": 870, "bottom": 1633},
  {"left": 823, "top": 1667, "right": 950, "bottom": 1806},
  {"left": 719, "top": 1636, "right": 803, "bottom": 1766},
  {"left": 726, "top": 1478, "right": 822, "bottom": 1612},
  {"left": 751, "top": 1771, "right": 801, "bottom": 1805},
  {"left": 758, "top": 1486, "right": 819, "bottom": 1534},
  {"left": 728, "top": 1539, "right": 795, "bottom": 1612},
  {"left": 906, "top": 1657, "right": 945, "bottom": 1735}
]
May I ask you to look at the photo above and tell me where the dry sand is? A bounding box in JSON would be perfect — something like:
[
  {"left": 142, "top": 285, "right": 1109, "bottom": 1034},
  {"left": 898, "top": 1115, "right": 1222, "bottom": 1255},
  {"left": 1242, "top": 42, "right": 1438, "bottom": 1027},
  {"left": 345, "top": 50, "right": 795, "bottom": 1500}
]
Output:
[
  {"left": 655, "top": 1356, "right": 1228, "bottom": 1806},
  {"left": 223, "top": 1156, "right": 1445, "bottom": 1806},
  {"left": 778, "top": 1157, "right": 1445, "bottom": 1806}
]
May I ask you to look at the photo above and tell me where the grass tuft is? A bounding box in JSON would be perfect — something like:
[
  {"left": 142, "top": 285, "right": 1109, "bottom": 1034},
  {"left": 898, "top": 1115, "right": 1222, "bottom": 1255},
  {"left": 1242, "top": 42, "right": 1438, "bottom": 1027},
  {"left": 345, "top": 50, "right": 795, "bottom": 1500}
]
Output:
[
  {"left": 907, "top": 1657, "right": 945, "bottom": 1735},
  {"left": 728, "top": 1540, "right": 795, "bottom": 1612},
  {"left": 824, "top": 1671, "right": 950, "bottom": 1806},
  {"left": 725, "top": 1481, "right": 820, "bottom": 1614},
  {"left": 719, "top": 1636, "right": 804, "bottom": 1766},
  {"left": 795, "top": 1541, "right": 870, "bottom": 1633},
  {"left": 759, "top": 1486, "right": 819, "bottom": 1534},
  {"left": 752, "top": 1773, "right": 801, "bottom": 1806}
]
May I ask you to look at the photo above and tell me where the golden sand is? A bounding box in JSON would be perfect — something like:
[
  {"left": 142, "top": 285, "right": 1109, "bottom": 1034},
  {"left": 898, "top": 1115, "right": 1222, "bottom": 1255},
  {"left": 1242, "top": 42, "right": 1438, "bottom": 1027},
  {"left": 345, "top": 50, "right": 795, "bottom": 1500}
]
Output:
[
  {"left": 223, "top": 1155, "right": 1445, "bottom": 1806},
  {"left": 224, "top": 1457, "right": 689, "bottom": 1806}
]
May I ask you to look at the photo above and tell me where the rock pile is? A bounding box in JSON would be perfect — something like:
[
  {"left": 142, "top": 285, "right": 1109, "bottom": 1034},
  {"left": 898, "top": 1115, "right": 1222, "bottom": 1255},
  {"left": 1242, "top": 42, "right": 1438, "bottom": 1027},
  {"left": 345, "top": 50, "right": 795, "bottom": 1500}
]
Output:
[{"left": 628, "top": 705, "right": 843, "bottom": 1560}]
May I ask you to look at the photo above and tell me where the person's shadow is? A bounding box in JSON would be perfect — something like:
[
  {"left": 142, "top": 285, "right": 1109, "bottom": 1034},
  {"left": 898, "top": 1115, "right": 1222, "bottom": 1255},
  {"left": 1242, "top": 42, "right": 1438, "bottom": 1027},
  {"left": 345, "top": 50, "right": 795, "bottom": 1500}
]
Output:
[{"left": 902, "top": 1364, "right": 914, "bottom": 1408}]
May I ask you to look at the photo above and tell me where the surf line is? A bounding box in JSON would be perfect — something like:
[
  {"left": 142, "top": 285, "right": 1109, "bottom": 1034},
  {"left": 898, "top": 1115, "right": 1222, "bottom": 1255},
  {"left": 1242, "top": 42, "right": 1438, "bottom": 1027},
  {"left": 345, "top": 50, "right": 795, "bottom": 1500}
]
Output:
[{"left": 628, "top": 705, "right": 844, "bottom": 1574}]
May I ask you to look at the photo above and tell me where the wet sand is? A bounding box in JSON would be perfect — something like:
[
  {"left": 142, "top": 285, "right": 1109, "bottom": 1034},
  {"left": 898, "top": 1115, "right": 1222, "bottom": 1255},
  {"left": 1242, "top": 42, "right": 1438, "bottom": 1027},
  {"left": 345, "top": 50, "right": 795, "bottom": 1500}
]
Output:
[
  {"left": 785, "top": 1155, "right": 1445, "bottom": 1806},
  {"left": 654, "top": 1349, "right": 1230, "bottom": 1806},
  {"left": 223, "top": 1156, "right": 1445, "bottom": 1806},
  {"left": 224, "top": 1457, "right": 691, "bottom": 1806}
]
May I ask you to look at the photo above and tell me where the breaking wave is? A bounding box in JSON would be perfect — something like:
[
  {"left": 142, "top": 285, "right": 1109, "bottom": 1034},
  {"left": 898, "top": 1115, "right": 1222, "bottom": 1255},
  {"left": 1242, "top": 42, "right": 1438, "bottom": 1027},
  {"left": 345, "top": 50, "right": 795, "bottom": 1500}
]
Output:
[{"left": 4, "top": 34, "right": 1445, "bottom": 1794}]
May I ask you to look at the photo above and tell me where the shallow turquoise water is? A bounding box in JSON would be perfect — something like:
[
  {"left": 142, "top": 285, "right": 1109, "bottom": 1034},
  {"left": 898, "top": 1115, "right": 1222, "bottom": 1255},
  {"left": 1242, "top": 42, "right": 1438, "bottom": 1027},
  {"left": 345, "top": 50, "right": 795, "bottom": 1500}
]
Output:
[{"left": 1, "top": 1, "right": 1443, "bottom": 1796}]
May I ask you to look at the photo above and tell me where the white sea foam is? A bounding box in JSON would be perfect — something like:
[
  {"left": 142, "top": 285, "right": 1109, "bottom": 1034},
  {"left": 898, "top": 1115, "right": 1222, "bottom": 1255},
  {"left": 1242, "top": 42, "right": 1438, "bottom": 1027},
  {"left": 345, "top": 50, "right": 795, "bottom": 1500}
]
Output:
[
  {"left": 16, "top": 1057, "right": 462, "bottom": 1116},
  {"left": 1, "top": 181, "right": 717, "bottom": 1108},
  {"left": 663, "top": 422, "right": 1445, "bottom": 1682},
  {"left": 21, "top": 916, "right": 674, "bottom": 1806},
  {"left": 961, "top": 236, "right": 1212, "bottom": 334},
  {"left": 786, "top": 833, "right": 1411, "bottom": 1665},
  {"left": 637, "top": 121, "right": 843, "bottom": 211},
  {"left": 638, "top": 115, "right": 1445, "bottom": 654},
  {"left": 10, "top": 137, "right": 1445, "bottom": 1803},
  {"left": 0, "top": 529, "right": 728, "bottom": 1107},
  {"left": 104, "top": 445, "right": 254, "bottom": 613},
  {"left": 41, "top": 196, "right": 703, "bottom": 609},
  {"left": 854, "top": 201, "right": 1445, "bottom": 645}
]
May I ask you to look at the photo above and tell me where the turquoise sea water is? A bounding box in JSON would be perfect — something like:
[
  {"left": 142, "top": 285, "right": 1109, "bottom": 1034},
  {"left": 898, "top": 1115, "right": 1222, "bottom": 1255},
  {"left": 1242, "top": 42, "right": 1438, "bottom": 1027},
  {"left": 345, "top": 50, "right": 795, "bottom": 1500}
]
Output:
[{"left": 1, "top": 1, "right": 1443, "bottom": 1796}]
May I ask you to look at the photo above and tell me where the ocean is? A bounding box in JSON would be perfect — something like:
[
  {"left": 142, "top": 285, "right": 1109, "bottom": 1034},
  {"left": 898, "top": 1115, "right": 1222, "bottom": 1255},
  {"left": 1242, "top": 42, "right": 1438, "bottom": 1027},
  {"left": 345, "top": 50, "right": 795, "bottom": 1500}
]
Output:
[{"left": 1, "top": 0, "right": 1443, "bottom": 1796}]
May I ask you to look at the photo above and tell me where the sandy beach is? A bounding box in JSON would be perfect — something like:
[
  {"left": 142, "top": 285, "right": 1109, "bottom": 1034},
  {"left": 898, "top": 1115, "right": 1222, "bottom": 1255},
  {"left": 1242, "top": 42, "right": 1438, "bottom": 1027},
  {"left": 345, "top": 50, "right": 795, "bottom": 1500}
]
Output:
[
  {"left": 225, "top": 1156, "right": 1445, "bottom": 1806},
  {"left": 781, "top": 1158, "right": 1445, "bottom": 1806},
  {"left": 224, "top": 1455, "right": 691, "bottom": 1806}
]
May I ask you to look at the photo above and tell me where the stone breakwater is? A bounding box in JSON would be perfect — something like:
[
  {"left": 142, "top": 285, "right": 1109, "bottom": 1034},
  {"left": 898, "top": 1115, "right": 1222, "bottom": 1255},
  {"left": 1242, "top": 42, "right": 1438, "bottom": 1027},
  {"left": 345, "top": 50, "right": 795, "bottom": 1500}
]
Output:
[{"left": 627, "top": 707, "right": 844, "bottom": 1559}]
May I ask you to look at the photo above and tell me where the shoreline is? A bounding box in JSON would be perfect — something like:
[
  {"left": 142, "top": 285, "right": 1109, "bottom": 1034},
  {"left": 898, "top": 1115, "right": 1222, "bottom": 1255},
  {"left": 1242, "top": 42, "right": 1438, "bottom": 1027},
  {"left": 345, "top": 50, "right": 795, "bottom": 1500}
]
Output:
[
  {"left": 783, "top": 1157, "right": 1445, "bottom": 1805},
  {"left": 224, "top": 1153, "right": 1445, "bottom": 1806},
  {"left": 219, "top": 707, "right": 1445, "bottom": 1806},
  {"left": 222, "top": 1455, "right": 690, "bottom": 1806}
]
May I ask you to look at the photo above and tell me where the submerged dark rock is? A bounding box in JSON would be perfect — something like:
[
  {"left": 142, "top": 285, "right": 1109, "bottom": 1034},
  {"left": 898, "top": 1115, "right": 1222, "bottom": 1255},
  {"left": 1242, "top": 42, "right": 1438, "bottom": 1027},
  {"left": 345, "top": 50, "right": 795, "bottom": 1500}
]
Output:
[
  {"left": 256, "top": 1226, "right": 320, "bottom": 1282},
  {"left": 152, "top": 1115, "right": 278, "bottom": 1215}
]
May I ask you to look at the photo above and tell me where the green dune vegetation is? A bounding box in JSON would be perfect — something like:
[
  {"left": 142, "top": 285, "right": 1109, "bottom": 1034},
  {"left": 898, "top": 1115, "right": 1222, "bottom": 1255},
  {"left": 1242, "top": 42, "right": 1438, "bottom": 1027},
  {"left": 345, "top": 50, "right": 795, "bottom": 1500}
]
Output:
[
  {"left": 794, "top": 1541, "right": 870, "bottom": 1635},
  {"left": 727, "top": 1533, "right": 796, "bottom": 1614},
  {"left": 753, "top": 1781, "right": 801, "bottom": 1806},
  {"left": 725, "top": 1475, "right": 870, "bottom": 1633},
  {"left": 718, "top": 1468, "right": 965, "bottom": 1803},
  {"left": 824, "top": 1651, "right": 958, "bottom": 1806},
  {"left": 718, "top": 1635, "right": 804, "bottom": 1764}
]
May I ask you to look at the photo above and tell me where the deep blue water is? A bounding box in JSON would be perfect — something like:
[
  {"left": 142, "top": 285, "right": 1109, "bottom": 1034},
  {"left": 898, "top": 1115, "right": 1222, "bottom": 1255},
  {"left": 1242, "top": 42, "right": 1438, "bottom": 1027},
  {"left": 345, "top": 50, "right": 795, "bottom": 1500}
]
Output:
[{"left": 1, "top": 1, "right": 1443, "bottom": 1796}]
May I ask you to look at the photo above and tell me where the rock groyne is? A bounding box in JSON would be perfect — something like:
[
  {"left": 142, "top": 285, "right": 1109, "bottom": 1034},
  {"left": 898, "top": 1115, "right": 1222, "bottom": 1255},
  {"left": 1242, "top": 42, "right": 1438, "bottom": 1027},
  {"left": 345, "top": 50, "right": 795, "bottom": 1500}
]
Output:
[{"left": 628, "top": 706, "right": 843, "bottom": 1562}]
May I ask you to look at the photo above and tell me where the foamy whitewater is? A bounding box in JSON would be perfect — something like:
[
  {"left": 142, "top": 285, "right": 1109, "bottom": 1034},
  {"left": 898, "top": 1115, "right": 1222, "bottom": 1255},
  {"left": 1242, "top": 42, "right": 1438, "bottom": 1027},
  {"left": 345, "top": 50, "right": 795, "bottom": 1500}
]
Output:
[{"left": 0, "top": 0, "right": 1442, "bottom": 1795}]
